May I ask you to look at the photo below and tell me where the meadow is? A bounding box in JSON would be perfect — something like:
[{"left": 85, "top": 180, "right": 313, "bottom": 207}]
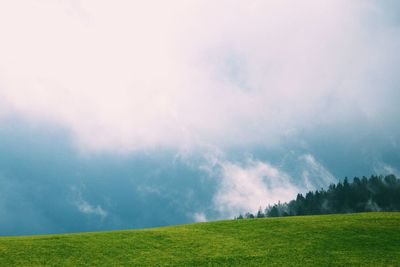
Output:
[{"left": 1, "top": 212, "right": 399, "bottom": 266}]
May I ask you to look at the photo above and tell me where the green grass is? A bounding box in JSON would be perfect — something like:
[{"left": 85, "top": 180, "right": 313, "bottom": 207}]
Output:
[{"left": 1, "top": 212, "right": 399, "bottom": 266}]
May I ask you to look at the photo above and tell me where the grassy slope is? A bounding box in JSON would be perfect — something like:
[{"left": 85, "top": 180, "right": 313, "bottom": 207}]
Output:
[{"left": 0, "top": 212, "right": 399, "bottom": 266}]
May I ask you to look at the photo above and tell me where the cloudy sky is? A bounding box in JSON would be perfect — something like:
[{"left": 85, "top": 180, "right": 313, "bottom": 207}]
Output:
[{"left": 0, "top": 0, "right": 399, "bottom": 235}]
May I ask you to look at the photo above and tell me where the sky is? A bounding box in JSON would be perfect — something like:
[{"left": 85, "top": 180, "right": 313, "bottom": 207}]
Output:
[{"left": 0, "top": 0, "right": 400, "bottom": 235}]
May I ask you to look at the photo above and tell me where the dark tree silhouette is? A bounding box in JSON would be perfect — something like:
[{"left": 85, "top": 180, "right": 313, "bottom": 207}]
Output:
[{"left": 236, "top": 174, "right": 400, "bottom": 219}]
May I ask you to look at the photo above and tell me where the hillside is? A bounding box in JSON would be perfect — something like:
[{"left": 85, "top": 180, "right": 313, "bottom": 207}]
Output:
[{"left": 1, "top": 212, "right": 399, "bottom": 266}]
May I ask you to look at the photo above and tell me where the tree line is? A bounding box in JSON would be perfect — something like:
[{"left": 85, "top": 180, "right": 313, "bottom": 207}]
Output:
[{"left": 236, "top": 174, "right": 400, "bottom": 219}]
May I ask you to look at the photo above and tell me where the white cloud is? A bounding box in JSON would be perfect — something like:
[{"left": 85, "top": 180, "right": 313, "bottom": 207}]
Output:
[
  {"left": 373, "top": 162, "right": 399, "bottom": 177},
  {"left": 72, "top": 187, "right": 108, "bottom": 219},
  {"left": 0, "top": 1, "right": 399, "bottom": 152},
  {"left": 76, "top": 199, "right": 108, "bottom": 219},
  {"left": 204, "top": 152, "right": 339, "bottom": 219},
  {"left": 193, "top": 212, "right": 207, "bottom": 223},
  {"left": 299, "top": 154, "right": 336, "bottom": 190},
  {"left": 212, "top": 158, "right": 299, "bottom": 218}
]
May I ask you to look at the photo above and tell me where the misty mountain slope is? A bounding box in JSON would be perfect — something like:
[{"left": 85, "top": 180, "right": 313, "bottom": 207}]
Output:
[{"left": 0, "top": 212, "right": 399, "bottom": 266}]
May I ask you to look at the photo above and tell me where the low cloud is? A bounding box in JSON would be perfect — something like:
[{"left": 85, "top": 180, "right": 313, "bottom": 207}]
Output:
[
  {"left": 203, "top": 152, "right": 338, "bottom": 219},
  {"left": 193, "top": 212, "right": 207, "bottom": 223},
  {"left": 212, "top": 158, "right": 299, "bottom": 218},
  {"left": 76, "top": 199, "right": 108, "bottom": 219},
  {"left": 299, "top": 154, "right": 336, "bottom": 190},
  {"left": 72, "top": 187, "right": 108, "bottom": 219},
  {"left": 373, "top": 162, "right": 399, "bottom": 177}
]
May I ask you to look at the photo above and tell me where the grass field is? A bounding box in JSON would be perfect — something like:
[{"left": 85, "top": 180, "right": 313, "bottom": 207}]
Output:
[{"left": 0, "top": 212, "right": 399, "bottom": 266}]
